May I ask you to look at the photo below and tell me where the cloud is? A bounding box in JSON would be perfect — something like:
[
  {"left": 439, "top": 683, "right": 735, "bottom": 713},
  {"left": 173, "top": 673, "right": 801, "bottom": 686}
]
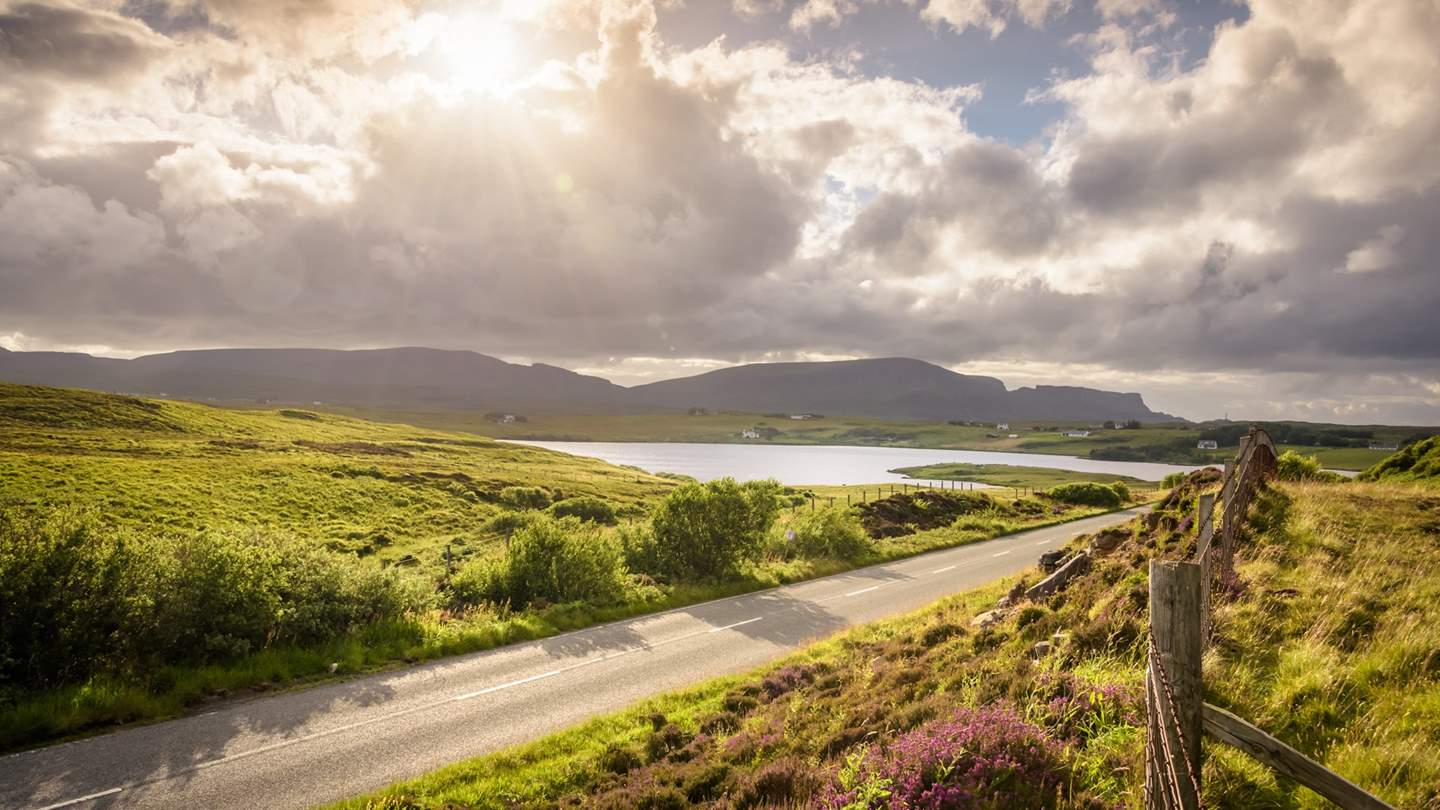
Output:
[{"left": 0, "top": 0, "right": 1438, "bottom": 422}]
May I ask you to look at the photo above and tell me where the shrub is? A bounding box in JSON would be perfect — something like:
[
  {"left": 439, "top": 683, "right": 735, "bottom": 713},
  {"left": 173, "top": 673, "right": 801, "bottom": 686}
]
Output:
[
  {"left": 617, "top": 522, "right": 664, "bottom": 577},
  {"left": 1046, "top": 482, "right": 1122, "bottom": 508},
  {"left": 777, "top": 508, "right": 873, "bottom": 561},
  {"left": 499, "top": 486, "right": 551, "bottom": 509},
  {"left": 1109, "top": 481, "right": 1132, "bottom": 501},
  {"left": 1161, "top": 471, "right": 1187, "bottom": 489},
  {"left": 483, "top": 511, "right": 539, "bottom": 538},
  {"left": 453, "top": 515, "right": 627, "bottom": 608},
  {"left": 650, "top": 478, "right": 781, "bottom": 580},
  {"left": 818, "top": 703, "right": 1068, "bottom": 809},
  {"left": 0, "top": 505, "right": 429, "bottom": 692},
  {"left": 547, "top": 496, "right": 618, "bottom": 525},
  {"left": 1276, "top": 450, "right": 1344, "bottom": 482}
]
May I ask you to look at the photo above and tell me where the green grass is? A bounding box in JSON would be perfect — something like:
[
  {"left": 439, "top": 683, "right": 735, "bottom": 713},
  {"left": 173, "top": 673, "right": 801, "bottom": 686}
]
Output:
[
  {"left": 1356, "top": 434, "right": 1440, "bottom": 484},
  {"left": 333, "top": 479, "right": 1440, "bottom": 809},
  {"left": 316, "top": 406, "right": 1422, "bottom": 470},
  {"left": 0, "top": 383, "right": 675, "bottom": 568},
  {"left": 890, "top": 462, "right": 1155, "bottom": 489}
]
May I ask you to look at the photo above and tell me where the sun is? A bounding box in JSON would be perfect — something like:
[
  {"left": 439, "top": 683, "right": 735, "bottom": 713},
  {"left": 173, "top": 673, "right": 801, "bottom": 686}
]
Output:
[{"left": 408, "top": 10, "right": 523, "bottom": 93}]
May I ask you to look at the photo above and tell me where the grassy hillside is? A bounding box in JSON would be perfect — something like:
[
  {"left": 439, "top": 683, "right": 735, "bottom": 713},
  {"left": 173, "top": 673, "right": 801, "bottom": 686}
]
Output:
[
  {"left": 1357, "top": 434, "right": 1440, "bottom": 484},
  {"left": 0, "top": 383, "right": 673, "bottom": 567},
  {"left": 319, "top": 406, "right": 1416, "bottom": 471},
  {"left": 338, "top": 478, "right": 1440, "bottom": 809}
]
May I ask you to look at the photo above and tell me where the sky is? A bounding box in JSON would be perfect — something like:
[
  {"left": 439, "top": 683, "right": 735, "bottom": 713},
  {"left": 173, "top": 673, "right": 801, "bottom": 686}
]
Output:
[{"left": 0, "top": 0, "right": 1437, "bottom": 424}]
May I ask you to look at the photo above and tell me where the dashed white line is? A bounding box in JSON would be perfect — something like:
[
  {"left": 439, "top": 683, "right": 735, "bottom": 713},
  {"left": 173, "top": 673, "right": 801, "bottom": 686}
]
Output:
[
  {"left": 452, "top": 670, "right": 562, "bottom": 702},
  {"left": 709, "top": 617, "right": 763, "bottom": 633},
  {"left": 33, "top": 788, "right": 122, "bottom": 810},
  {"left": 931, "top": 565, "right": 957, "bottom": 574},
  {"left": 845, "top": 585, "right": 884, "bottom": 597},
  {"left": 991, "top": 550, "right": 1011, "bottom": 557}
]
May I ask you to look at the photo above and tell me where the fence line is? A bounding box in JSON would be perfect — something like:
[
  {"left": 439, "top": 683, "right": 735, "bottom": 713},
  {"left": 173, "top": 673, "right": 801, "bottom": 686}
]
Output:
[{"left": 1145, "top": 427, "right": 1392, "bottom": 810}]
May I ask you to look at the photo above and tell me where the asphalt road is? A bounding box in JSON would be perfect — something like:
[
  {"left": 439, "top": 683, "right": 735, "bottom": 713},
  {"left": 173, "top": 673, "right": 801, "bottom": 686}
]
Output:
[{"left": 1, "top": 508, "right": 1145, "bottom": 810}]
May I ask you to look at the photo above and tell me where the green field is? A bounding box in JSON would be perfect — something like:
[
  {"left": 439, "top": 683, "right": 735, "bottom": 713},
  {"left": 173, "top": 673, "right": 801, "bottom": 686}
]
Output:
[
  {"left": 317, "top": 406, "right": 1425, "bottom": 471},
  {"left": 0, "top": 384, "right": 675, "bottom": 569},
  {"left": 336, "top": 478, "right": 1440, "bottom": 810}
]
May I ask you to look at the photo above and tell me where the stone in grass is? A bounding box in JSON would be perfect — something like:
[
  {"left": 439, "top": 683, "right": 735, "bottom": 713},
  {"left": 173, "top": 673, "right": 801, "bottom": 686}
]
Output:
[{"left": 971, "top": 609, "right": 1007, "bottom": 628}]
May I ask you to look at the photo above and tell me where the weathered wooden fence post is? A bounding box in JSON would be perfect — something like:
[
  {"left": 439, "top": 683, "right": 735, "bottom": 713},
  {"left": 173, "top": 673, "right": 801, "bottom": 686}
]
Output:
[
  {"left": 1147, "top": 560, "right": 1203, "bottom": 810},
  {"left": 1193, "top": 494, "right": 1216, "bottom": 644}
]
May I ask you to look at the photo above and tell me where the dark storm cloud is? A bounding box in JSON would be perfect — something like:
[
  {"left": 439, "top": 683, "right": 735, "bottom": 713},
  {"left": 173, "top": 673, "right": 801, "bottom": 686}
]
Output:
[{"left": 0, "top": 2, "right": 165, "bottom": 80}]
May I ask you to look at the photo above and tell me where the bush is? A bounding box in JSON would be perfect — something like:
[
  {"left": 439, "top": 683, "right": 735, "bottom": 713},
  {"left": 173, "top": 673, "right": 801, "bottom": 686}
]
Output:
[
  {"left": 617, "top": 522, "right": 664, "bottom": 577},
  {"left": 773, "top": 508, "right": 873, "bottom": 561},
  {"left": 547, "top": 496, "right": 618, "bottom": 525},
  {"left": 1161, "top": 471, "right": 1187, "bottom": 489},
  {"left": 1276, "top": 450, "right": 1344, "bottom": 482},
  {"left": 1109, "top": 481, "right": 1131, "bottom": 502},
  {"left": 499, "top": 486, "right": 551, "bottom": 509},
  {"left": 0, "top": 505, "right": 430, "bottom": 692},
  {"left": 1046, "top": 482, "right": 1122, "bottom": 508},
  {"left": 453, "top": 515, "right": 627, "bottom": 608},
  {"left": 650, "top": 478, "right": 781, "bottom": 580}
]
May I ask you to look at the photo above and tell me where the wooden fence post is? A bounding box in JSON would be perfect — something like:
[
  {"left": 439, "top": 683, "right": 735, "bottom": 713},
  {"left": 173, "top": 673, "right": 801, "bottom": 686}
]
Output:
[
  {"left": 1147, "top": 560, "right": 1203, "bottom": 810},
  {"left": 1193, "top": 494, "right": 1216, "bottom": 644}
]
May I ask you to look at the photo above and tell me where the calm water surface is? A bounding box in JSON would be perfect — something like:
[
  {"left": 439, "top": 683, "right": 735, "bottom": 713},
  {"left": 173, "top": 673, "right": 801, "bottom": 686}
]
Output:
[{"left": 508, "top": 441, "right": 1202, "bottom": 486}]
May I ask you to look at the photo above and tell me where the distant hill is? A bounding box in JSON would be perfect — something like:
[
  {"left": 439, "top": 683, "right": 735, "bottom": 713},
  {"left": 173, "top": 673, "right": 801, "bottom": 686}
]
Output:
[
  {"left": 631, "top": 357, "right": 1174, "bottom": 422},
  {"left": 1357, "top": 435, "right": 1440, "bottom": 483},
  {"left": 0, "top": 346, "right": 630, "bottom": 412},
  {"left": 0, "top": 347, "right": 1176, "bottom": 422}
]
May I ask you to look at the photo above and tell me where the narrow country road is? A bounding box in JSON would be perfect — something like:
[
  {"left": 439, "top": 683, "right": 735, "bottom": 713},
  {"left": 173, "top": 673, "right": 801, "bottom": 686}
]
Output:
[{"left": 1, "top": 508, "right": 1145, "bottom": 810}]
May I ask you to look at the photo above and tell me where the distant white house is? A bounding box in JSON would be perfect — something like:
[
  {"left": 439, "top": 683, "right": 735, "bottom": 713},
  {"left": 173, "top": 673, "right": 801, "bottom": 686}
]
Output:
[
  {"left": 1368, "top": 442, "right": 1399, "bottom": 451},
  {"left": 789, "top": 413, "right": 818, "bottom": 420},
  {"left": 741, "top": 428, "right": 761, "bottom": 439},
  {"left": 499, "top": 414, "right": 518, "bottom": 424},
  {"left": 1062, "top": 430, "right": 1091, "bottom": 438},
  {"left": 1007, "top": 433, "right": 1019, "bottom": 439},
  {"left": 996, "top": 422, "right": 1009, "bottom": 431},
  {"left": 1197, "top": 439, "right": 1219, "bottom": 450}
]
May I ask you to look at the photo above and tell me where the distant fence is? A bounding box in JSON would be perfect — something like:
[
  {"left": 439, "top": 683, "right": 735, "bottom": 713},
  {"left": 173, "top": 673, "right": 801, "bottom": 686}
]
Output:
[{"left": 1144, "top": 427, "right": 1392, "bottom": 809}]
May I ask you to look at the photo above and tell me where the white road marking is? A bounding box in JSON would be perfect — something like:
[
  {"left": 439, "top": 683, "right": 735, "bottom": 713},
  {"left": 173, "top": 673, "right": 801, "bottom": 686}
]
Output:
[
  {"left": 931, "top": 565, "right": 957, "bottom": 574},
  {"left": 34, "top": 788, "right": 122, "bottom": 810},
  {"left": 451, "top": 670, "right": 561, "bottom": 702},
  {"left": 845, "top": 585, "right": 883, "bottom": 597},
  {"left": 708, "top": 617, "right": 763, "bottom": 633},
  {"left": 991, "top": 550, "right": 1011, "bottom": 557}
]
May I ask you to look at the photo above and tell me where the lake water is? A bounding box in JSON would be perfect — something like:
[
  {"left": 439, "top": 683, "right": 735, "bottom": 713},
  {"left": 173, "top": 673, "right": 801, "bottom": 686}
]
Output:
[{"left": 508, "top": 441, "right": 1203, "bottom": 486}]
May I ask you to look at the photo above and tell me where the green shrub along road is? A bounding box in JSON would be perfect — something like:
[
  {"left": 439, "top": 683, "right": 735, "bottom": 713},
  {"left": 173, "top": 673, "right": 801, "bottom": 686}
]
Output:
[
  {"left": 337, "top": 475, "right": 1440, "bottom": 810},
  {"left": 0, "top": 383, "right": 1129, "bottom": 751}
]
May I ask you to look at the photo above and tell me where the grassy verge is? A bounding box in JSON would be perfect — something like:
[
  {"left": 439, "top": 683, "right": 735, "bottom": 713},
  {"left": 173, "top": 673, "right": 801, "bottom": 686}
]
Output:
[
  {"left": 333, "top": 479, "right": 1439, "bottom": 809},
  {"left": 0, "top": 496, "right": 1116, "bottom": 752}
]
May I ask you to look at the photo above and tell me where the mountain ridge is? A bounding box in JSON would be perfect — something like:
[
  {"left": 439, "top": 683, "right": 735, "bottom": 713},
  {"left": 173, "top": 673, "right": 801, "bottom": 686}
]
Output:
[{"left": 0, "top": 346, "right": 1178, "bottom": 422}]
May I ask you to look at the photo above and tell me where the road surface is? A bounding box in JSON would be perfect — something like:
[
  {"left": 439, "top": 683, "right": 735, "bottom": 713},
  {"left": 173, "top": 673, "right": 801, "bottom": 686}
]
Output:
[{"left": 1, "top": 508, "right": 1144, "bottom": 810}]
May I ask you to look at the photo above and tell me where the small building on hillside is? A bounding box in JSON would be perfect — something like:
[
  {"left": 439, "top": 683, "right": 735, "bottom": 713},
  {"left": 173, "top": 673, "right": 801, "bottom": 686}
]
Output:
[
  {"left": 1197, "top": 439, "right": 1219, "bottom": 450},
  {"left": 789, "top": 413, "right": 819, "bottom": 420},
  {"left": 1368, "top": 442, "right": 1399, "bottom": 451},
  {"left": 1062, "top": 430, "right": 1091, "bottom": 438},
  {"left": 996, "top": 422, "right": 1009, "bottom": 431},
  {"left": 741, "top": 428, "right": 761, "bottom": 439}
]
